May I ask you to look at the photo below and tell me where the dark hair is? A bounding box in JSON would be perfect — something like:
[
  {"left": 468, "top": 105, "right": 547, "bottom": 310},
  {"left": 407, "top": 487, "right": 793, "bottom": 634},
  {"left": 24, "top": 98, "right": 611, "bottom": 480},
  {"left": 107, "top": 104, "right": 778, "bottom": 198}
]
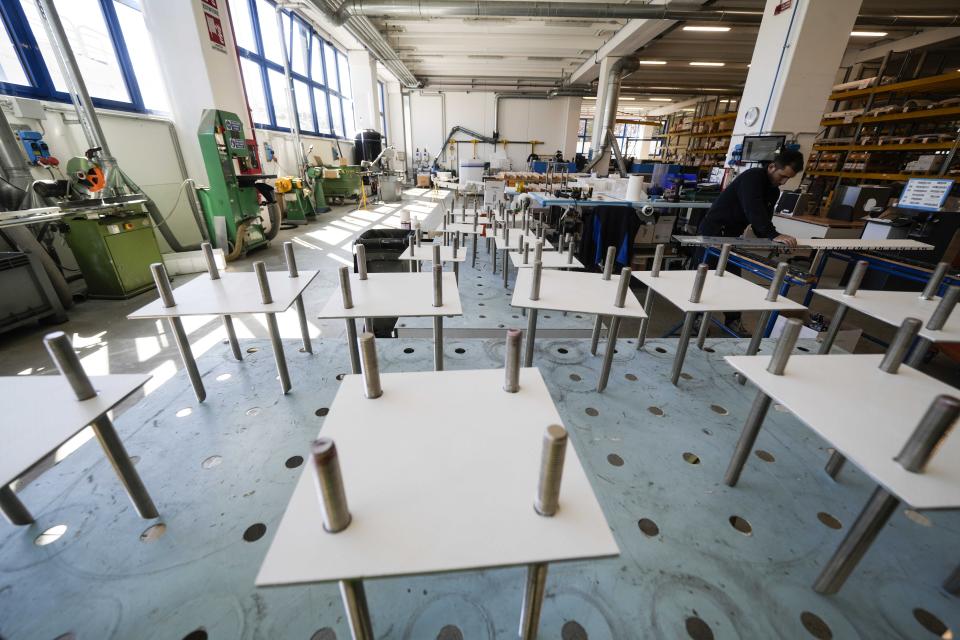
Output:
[{"left": 772, "top": 149, "right": 804, "bottom": 172}]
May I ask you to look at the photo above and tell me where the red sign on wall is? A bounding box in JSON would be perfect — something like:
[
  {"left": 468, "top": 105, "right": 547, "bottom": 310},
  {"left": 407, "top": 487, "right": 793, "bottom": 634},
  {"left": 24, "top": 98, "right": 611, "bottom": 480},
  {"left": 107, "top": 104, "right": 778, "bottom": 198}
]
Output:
[
  {"left": 205, "top": 12, "right": 226, "bottom": 49},
  {"left": 201, "top": 0, "right": 218, "bottom": 10},
  {"left": 774, "top": 0, "right": 792, "bottom": 15}
]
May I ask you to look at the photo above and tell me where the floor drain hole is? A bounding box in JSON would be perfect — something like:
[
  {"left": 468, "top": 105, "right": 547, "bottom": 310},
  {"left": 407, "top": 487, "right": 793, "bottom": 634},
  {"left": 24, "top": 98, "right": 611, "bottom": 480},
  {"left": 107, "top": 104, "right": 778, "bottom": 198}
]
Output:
[
  {"left": 316, "top": 407, "right": 329, "bottom": 417},
  {"left": 140, "top": 523, "right": 166, "bottom": 542},
  {"left": 403, "top": 347, "right": 415, "bottom": 354},
  {"left": 201, "top": 455, "right": 222, "bottom": 469},
  {"left": 913, "top": 608, "right": 950, "bottom": 638},
  {"left": 648, "top": 406, "right": 664, "bottom": 416},
  {"left": 800, "top": 611, "right": 833, "bottom": 639},
  {"left": 558, "top": 347, "right": 569, "bottom": 354},
  {"left": 585, "top": 407, "right": 599, "bottom": 417},
  {"left": 561, "top": 620, "right": 588, "bottom": 640},
  {"left": 246, "top": 407, "right": 260, "bottom": 416},
  {"left": 336, "top": 373, "right": 346, "bottom": 380},
  {"left": 729, "top": 515, "right": 752, "bottom": 535},
  {"left": 545, "top": 315, "right": 552, "bottom": 319},
  {"left": 34, "top": 524, "right": 67, "bottom": 546},
  {"left": 798, "top": 346, "right": 810, "bottom": 352},
  {"left": 817, "top": 512, "right": 842, "bottom": 530},
  {"left": 682, "top": 452, "right": 700, "bottom": 465},
  {"left": 904, "top": 509, "right": 932, "bottom": 527},
  {"left": 680, "top": 372, "right": 692, "bottom": 380},
  {"left": 569, "top": 374, "right": 582, "bottom": 382},
  {"left": 243, "top": 523, "right": 267, "bottom": 542},
  {"left": 685, "top": 616, "right": 714, "bottom": 640},
  {"left": 436, "top": 625, "right": 464, "bottom": 640},
  {"left": 246, "top": 347, "right": 258, "bottom": 354},
  {"left": 216, "top": 373, "right": 231, "bottom": 381},
  {"left": 479, "top": 315, "right": 486, "bottom": 318},
  {"left": 704, "top": 347, "right": 715, "bottom": 353},
  {"left": 182, "top": 630, "right": 208, "bottom": 640},
  {"left": 607, "top": 453, "right": 624, "bottom": 467},
  {"left": 655, "top": 347, "right": 667, "bottom": 353},
  {"left": 498, "top": 324, "right": 505, "bottom": 328},
  {"left": 575, "top": 314, "right": 583, "bottom": 319},
  {"left": 512, "top": 315, "right": 519, "bottom": 319},
  {"left": 625, "top": 373, "right": 638, "bottom": 381},
  {"left": 309, "top": 629, "right": 337, "bottom": 640},
  {"left": 455, "top": 348, "right": 466, "bottom": 354},
  {"left": 176, "top": 407, "right": 192, "bottom": 418},
  {"left": 638, "top": 518, "right": 659, "bottom": 537},
  {"left": 285, "top": 455, "right": 304, "bottom": 469},
  {"left": 478, "top": 303, "right": 485, "bottom": 306},
  {"left": 710, "top": 404, "right": 728, "bottom": 415},
  {"left": 755, "top": 450, "right": 775, "bottom": 463}
]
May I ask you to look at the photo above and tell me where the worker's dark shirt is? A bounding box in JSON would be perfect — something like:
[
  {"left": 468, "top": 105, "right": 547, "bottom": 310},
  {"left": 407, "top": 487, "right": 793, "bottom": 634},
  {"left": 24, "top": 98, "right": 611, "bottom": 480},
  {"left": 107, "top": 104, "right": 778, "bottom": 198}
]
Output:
[{"left": 698, "top": 167, "right": 781, "bottom": 239}]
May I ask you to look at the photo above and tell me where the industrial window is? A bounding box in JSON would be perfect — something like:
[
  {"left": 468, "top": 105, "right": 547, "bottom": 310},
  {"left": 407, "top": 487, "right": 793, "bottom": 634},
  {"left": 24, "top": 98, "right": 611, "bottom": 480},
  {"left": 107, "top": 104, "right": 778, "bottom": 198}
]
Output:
[
  {"left": 378, "top": 80, "right": 387, "bottom": 141},
  {"left": 234, "top": 0, "right": 354, "bottom": 139},
  {"left": 0, "top": 0, "right": 168, "bottom": 113},
  {"left": 577, "top": 118, "right": 592, "bottom": 156}
]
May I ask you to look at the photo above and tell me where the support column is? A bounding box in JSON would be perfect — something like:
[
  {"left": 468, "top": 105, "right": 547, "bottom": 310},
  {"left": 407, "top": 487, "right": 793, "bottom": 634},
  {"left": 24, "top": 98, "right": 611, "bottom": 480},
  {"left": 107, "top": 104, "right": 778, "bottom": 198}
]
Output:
[
  {"left": 590, "top": 56, "right": 621, "bottom": 156},
  {"left": 349, "top": 50, "right": 381, "bottom": 134}
]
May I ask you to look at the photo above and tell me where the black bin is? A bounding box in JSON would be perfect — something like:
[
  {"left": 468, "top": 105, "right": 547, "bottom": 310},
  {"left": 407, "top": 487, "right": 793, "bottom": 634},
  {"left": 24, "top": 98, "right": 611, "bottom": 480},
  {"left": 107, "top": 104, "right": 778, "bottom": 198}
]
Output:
[{"left": 354, "top": 229, "right": 414, "bottom": 337}]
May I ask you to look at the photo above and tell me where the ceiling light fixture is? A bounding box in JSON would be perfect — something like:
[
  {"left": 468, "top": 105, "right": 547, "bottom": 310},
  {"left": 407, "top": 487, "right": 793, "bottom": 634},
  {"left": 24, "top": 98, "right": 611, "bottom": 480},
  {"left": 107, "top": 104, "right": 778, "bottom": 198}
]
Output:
[
  {"left": 638, "top": 60, "right": 667, "bottom": 65},
  {"left": 683, "top": 26, "right": 731, "bottom": 32},
  {"left": 690, "top": 61, "right": 725, "bottom": 67},
  {"left": 850, "top": 31, "right": 888, "bottom": 37},
  {"left": 584, "top": 97, "right": 597, "bottom": 100},
  {"left": 648, "top": 98, "right": 673, "bottom": 102},
  {"left": 619, "top": 97, "right": 636, "bottom": 101}
]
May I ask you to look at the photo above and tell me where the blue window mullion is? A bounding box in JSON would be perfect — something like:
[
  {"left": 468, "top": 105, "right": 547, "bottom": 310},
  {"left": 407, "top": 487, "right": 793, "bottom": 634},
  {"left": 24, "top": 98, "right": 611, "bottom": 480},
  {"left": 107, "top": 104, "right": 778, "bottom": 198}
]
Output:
[{"left": 0, "top": 0, "right": 56, "bottom": 98}]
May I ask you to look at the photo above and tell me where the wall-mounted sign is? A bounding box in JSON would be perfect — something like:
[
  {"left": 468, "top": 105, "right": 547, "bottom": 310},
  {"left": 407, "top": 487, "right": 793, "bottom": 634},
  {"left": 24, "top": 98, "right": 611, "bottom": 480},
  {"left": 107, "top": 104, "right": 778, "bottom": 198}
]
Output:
[
  {"left": 774, "top": 0, "right": 792, "bottom": 15},
  {"left": 204, "top": 11, "right": 226, "bottom": 53},
  {"left": 201, "top": 0, "right": 218, "bottom": 10}
]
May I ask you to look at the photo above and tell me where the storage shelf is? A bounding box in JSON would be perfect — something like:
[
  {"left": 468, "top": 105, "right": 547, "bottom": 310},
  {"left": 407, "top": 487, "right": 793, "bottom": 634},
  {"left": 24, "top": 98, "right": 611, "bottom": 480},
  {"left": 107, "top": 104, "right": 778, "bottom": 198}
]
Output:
[
  {"left": 688, "top": 148, "right": 729, "bottom": 154},
  {"left": 688, "top": 131, "right": 732, "bottom": 139},
  {"left": 822, "top": 105, "right": 960, "bottom": 127},
  {"left": 693, "top": 113, "right": 737, "bottom": 124},
  {"left": 812, "top": 142, "right": 956, "bottom": 152},
  {"left": 806, "top": 170, "right": 959, "bottom": 182},
  {"left": 829, "top": 70, "right": 960, "bottom": 101}
]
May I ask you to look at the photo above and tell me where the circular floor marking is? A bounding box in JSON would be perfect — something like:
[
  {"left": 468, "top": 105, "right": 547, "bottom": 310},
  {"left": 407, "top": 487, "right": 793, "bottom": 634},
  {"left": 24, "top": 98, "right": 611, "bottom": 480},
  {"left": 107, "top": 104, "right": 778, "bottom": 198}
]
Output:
[
  {"left": 638, "top": 518, "right": 659, "bottom": 537},
  {"left": 216, "top": 373, "right": 231, "bottom": 382},
  {"left": 140, "top": 523, "right": 166, "bottom": 542},
  {"left": 685, "top": 616, "right": 714, "bottom": 640},
  {"left": 797, "top": 346, "right": 810, "bottom": 352},
  {"left": 648, "top": 406, "right": 664, "bottom": 417},
  {"left": 454, "top": 348, "right": 466, "bottom": 354},
  {"left": 709, "top": 404, "right": 728, "bottom": 415},
  {"left": 479, "top": 315, "right": 486, "bottom": 319},
  {"left": 561, "top": 620, "right": 588, "bottom": 640},
  {"left": 403, "top": 347, "right": 415, "bottom": 354},
  {"left": 607, "top": 453, "right": 624, "bottom": 467},
  {"left": 817, "top": 512, "right": 843, "bottom": 530},
  {"left": 585, "top": 407, "right": 599, "bottom": 417},
  {"left": 478, "top": 303, "right": 485, "bottom": 306},
  {"left": 557, "top": 347, "right": 569, "bottom": 354},
  {"left": 655, "top": 347, "right": 667, "bottom": 354},
  {"left": 625, "top": 373, "right": 638, "bottom": 381},
  {"left": 336, "top": 373, "right": 346, "bottom": 381},
  {"left": 245, "top": 407, "right": 260, "bottom": 416},
  {"left": 309, "top": 629, "right": 337, "bottom": 640},
  {"left": 569, "top": 373, "right": 582, "bottom": 382},
  {"left": 729, "top": 515, "right": 752, "bottom": 536},
  {"left": 246, "top": 347, "right": 258, "bottom": 354},
  {"left": 913, "top": 608, "right": 950, "bottom": 638},
  {"left": 682, "top": 452, "right": 700, "bottom": 465},
  {"left": 316, "top": 407, "right": 329, "bottom": 417},
  {"left": 680, "top": 372, "right": 693, "bottom": 380},
  {"left": 175, "top": 407, "right": 192, "bottom": 418},
  {"left": 800, "top": 611, "right": 833, "bottom": 639},
  {"left": 545, "top": 315, "right": 552, "bottom": 319},
  {"left": 34, "top": 524, "right": 67, "bottom": 546},
  {"left": 285, "top": 455, "right": 304, "bottom": 469},
  {"left": 243, "top": 523, "right": 267, "bottom": 542},
  {"left": 436, "top": 625, "right": 464, "bottom": 640},
  {"left": 755, "top": 450, "right": 775, "bottom": 463},
  {"left": 904, "top": 509, "right": 932, "bottom": 527},
  {"left": 182, "top": 630, "right": 208, "bottom": 640}
]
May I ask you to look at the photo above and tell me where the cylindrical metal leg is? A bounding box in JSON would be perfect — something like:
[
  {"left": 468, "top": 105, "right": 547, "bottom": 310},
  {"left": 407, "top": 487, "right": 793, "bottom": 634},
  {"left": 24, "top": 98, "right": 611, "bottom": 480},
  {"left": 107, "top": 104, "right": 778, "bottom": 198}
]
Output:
[
  {"left": 339, "top": 266, "right": 354, "bottom": 309},
  {"left": 767, "top": 317, "right": 802, "bottom": 375},
  {"left": 265, "top": 313, "right": 291, "bottom": 394},
  {"left": 737, "top": 310, "right": 771, "bottom": 385},
  {"left": 504, "top": 328, "right": 521, "bottom": 393},
  {"left": 91, "top": 415, "right": 159, "bottom": 519},
  {"left": 689, "top": 263, "right": 708, "bottom": 303},
  {"left": 590, "top": 316, "right": 603, "bottom": 356},
  {"left": 696, "top": 312, "right": 710, "bottom": 349},
  {"left": 597, "top": 316, "right": 621, "bottom": 392},
  {"left": 670, "top": 312, "right": 696, "bottom": 386},
  {"left": 766, "top": 262, "right": 789, "bottom": 301},
  {"left": 43, "top": 330, "right": 96, "bottom": 398},
  {"left": 0, "top": 485, "right": 33, "bottom": 525},
  {"left": 723, "top": 391, "right": 773, "bottom": 486},
  {"left": 813, "top": 486, "right": 899, "bottom": 595},
  {"left": 433, "top": 316, "right": 444, "bottom": 371},
  {"left": 716, "top": 243, "right": 732, "bottom": 276},
  {"left": 358, "top": 332, "right": 382, "bottom": 399},
  {"left": 201, "top": 242, "right": 220, "bottom": 279},
  {"left": 844, "top": 260, "right": 869, "bottom": 296},
  {"left": 906, "top": 336, "right": 931, "bottom": 368},
  {"left": 895, "top": 394, "right": 960, "bottom": 472},
  {"left": 818, "top": 305, "right": 849, "bottom": 354},
  {"left": 927, "top": 285, "right": 958, "bottom": 330},
  {"left": 339, "top": 579, "right": 374, "bottom": 640},
  {"left": 879, "top": 317, "right": 922, "bottom": 374},
  {"left": 535, "top": 425, "right": 568, "bottom": 516},
  {"left": 311, "top": 438, "right": 351, "bottom": 532},
  {"left": 921, "top": 262, "right": 950, "bottom": 300},
  {"left": 472, "top": 232, "right": 478, "bottom": 268},
  {"left": 492, "top": 240, "right": 497, "bottom": 273},
  {"left": 294, "top": 296, "right": 312, "bottom": 354},
  {"left": 169, "top": 317, "right": 206, "bottom": 402},
  {"left": 254, "top": 261, "right": 273, "bottom": 304},
  {"left": 518, "top": 563, "right": 549, "bottom": 640},
  {"left": 222, "top": 314, "right": 243, "bottom": 360},
  {"left": 345, "top": 318, "right": 361, "bottom": 374},
  {"left": 524, "top": 309, "right": 539, "bottom": 367},
  {"left": 636, "top": 288, "right": 654, "bottom": 349},
  {"left": 503, "top": 249, "right": 509, "bottom": 288},
  {"left": 825, "top": 450, "right": 847, "bottom": 479},
  {"left": 944, "top": 564, "right": 960, "bottom": 595}
]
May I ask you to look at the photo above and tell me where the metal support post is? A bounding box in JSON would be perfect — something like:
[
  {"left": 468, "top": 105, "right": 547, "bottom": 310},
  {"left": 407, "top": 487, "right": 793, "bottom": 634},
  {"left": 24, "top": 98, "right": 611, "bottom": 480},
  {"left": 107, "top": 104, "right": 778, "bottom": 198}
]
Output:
[
  {"left": 452, "top": 235, "right": 459, "bottom": 281},
  {"left": 150, "top": 263, "right": 205, "bottom": 402},
  {"left": 894, "top": 394, "right": 959, "bottom": 472},
  {"left": 598, "top": 268, "right": 631, "bottom": 392},
  {"left": 255, "top": 261, "right": 291, "bottom": 394},
  {"left": 408, "top": 235, "right": 416, "bottom": 273},
  {"left": 358, "top": 333, "right": 383, "bottom": 399},
  {"left": 504, "top": 329, "right": 521, "bottom": 392},
  {"left": 880, "top": 317, "right": 922, "bottom": 374},
  {"left": 927, "top": 285, "right": 958, "bottom": 330},
  {"left": 202, "top": 242, "right": 242, "bottom": 361},
  {"left": 824, "top": 451, "right": 846, "bottom": 479},
  {"left": 286, "top": 241, "right": 312, "bottom": 354},
  {"left": 636, "top": 244, "right": 664, "bottom": 349},
  {"left": 715, "top": 243, "right": 732, "bottom": 276},
  {"left": 724, "top": 319, "right": 802, "bottom": 486},
  {"left": 844, "top": 260, "right": 868, "bottom": 296},
  {"left": 503, "top": 249, "right": 510, "bottom": 288},
  {"left": 44, "top": 331, "right": 159, "bottom": 519},
  {"left": 0, "top": 485, "right": 33, "bottom": 525},
  {"left": 524, "top": 261, "right": 542, "bottom": 366},
  {"left": 670, "top": 312, "right": 696, "bottom": 386},
  {"left": 339, "top": 266, "right": 361, "bottom": 374},
  {"left": 433, "top": 264, "right": 444, "bottom": 371},
  {"left": 920, "top": 262, "right": 950, "bottom": 300},
  {"left": 818, "top": 305, "right": 849, "bottom": 354}
]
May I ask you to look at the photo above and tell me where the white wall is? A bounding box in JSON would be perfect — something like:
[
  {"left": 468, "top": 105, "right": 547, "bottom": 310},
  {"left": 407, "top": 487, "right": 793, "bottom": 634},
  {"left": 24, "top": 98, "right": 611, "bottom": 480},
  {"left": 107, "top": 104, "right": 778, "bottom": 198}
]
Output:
[{"left": 407, "top": 91, "right": 581, "bottom": 172}]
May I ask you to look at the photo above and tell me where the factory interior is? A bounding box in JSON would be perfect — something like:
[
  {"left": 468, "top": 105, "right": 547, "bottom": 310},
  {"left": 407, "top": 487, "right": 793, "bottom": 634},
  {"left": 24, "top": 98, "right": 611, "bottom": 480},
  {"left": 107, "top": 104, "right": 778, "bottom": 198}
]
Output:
[{"left": 2, "top": 1, "right": 960, "bottom": 639}]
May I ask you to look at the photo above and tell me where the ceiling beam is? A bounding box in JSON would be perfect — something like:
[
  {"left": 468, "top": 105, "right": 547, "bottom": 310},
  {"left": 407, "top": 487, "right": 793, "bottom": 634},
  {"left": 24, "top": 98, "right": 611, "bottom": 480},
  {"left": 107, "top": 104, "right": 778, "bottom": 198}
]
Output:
[{"left": 842, "top": 27, "right": 960, "bottom": 66}]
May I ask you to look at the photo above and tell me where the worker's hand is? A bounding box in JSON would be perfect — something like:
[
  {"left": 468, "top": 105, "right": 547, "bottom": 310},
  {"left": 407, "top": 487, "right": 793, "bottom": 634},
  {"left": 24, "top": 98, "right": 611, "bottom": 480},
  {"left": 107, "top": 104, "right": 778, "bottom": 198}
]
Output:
[{"left": 773, "top": 234, "right": 798, "bottom": 248}]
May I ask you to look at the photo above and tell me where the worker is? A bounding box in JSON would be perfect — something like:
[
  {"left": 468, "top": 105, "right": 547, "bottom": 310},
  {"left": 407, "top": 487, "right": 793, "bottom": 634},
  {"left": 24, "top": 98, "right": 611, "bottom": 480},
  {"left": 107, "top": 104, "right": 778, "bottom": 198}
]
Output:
[{"left": 697, "top": 150, "right": 804, "bottom": 247}]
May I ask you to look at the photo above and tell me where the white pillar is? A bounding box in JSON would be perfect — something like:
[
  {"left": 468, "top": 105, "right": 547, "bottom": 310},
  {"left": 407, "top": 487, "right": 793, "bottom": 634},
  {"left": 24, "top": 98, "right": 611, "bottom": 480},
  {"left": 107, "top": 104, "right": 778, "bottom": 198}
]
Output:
[
  {"left": 349, "top": 50, "right": 381, "bottom": 133},
  {"left": 728, "top": 0, "right": 863, "bottom": 185},
  {"left": 142, "top": 0, "right": 250, "bottom": 181},
  {"left": 590, "top": 56, "right": 620, "bottom": 155}
]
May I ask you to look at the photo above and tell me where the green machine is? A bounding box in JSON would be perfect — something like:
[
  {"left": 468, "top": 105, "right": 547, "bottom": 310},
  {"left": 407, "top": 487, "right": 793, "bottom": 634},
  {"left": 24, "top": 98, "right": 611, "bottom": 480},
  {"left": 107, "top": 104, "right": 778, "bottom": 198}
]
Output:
[
  {"left": 275, "top": 175, "right": 328, "bottom": 225},
  {"left": 304, "top": 167, "right": 331, "bottom": 214},
  {"left": 318, "top": 164, "right": 362, "bottom": 203},
  {"left": 196, "top": 109, "right": 274, "bottom": 258}
]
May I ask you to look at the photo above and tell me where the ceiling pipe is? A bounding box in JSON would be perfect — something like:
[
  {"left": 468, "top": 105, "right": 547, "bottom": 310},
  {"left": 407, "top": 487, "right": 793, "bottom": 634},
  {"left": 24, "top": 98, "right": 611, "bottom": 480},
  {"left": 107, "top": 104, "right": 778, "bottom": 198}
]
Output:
[
  {"left": 586, "top": 56, "right": 638, "bottom": 177},
  {"left": 333, "top": 2, "right": 958, "bottom": 27}
]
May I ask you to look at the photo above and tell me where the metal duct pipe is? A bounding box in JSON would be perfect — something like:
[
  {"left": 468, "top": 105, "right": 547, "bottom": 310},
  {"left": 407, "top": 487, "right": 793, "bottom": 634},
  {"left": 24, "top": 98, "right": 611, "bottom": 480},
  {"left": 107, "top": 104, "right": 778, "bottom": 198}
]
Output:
[
  {"left": 586, "top": 56, "right": 637, "bottom": 176},
  {"left": 333, "top": 2, "right": 957, "bottom": 26}
]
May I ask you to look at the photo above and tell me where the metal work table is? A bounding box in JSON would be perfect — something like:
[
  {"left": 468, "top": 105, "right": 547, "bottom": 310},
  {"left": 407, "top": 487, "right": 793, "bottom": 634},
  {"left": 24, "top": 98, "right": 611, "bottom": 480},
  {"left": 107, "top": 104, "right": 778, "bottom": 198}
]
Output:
[{"left": 529, "top": 193, "right": 713, "bottom": 211}]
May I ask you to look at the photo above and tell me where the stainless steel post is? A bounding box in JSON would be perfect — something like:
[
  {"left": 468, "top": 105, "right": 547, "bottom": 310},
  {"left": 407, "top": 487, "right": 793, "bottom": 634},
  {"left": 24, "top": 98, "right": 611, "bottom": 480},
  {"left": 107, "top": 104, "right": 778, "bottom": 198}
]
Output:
[
  {"left": 906, "top": 336, "right": 932, "bottom": 368},
  {"left": 944, "top": 564, "right": 960, "bottom": 595},
  {"left": 518, "top": 563, "right": 549, "bottom": 640},
  {"left": 651, "top": 243, "right": 665, "bottom": 277},
  {"left": 817, "top": 305, "right": 849, "bottom": 354},
  {"left": 524, "top": 261, "right": 542, "bottom": 367},
  {"left": 492, "top": 236, "right": 497, "bottom": 273},
  {"left": 535, "top": 425, "right": 568, "bottom": 516},
  {"left": 690, "top": 263, "right": 708, "bottom": 303},
  {"left": 204, "top": 243, "right": 243, "bottom": 359},
  {"left": 535, "top": 240, "right": 543, "bottom": 264},
  {"left": 150, "top": 263, "right": 205, "bottom": 402},
  {"left": 355, "top": 243, "right": 368, "bottom": 280},
  {"left": 920, "top": 262, "right": 949, "bottom": 300},
  {"left": 286, "top": 241, "right": 312, "bottom": 354},
  {"left": 311, "top": 437, "right": 352, "bottom": 532},
  {"left": 736, "top": 310, "right": 772, "bottom": 385},
  {"left": 523, "top": 239, "right": 530, "bottom": 265},
  {"left": 504, "top": 328, "right": 521, "bottom": 392},
  {"left": 598, "top": 268, "right": 631, "bottom": 392},
  {"left": 766, "top": 262, "right": 789, "bottom": 301},
  {"left": 530, "top": 260, "right": 542, "bottom": 301},
  {"left": 767, "top": 317, "right": 802, "bottom": 374},
  {"left": 879, "top": 317, "right": 922, "bottom": 374},
  {"left": 408, "top": 235, "right": 416, "bottom": 273},
  {"left": 0, "top": 485, "right": 33, "bottom": 525},
  {"left": 636, "top": 244, "right": 664, "bottom": 348},
  {"left": 696, "top": 311, "right": 710, "bottom": 349},
  {"left": 670, "top": 312, "right": 696, "bottom": 386},
  {"left": 432, "top": 242, "right": 441, "bottom": 271},
  {"left": 602, "top": 246, "right": 616, "bottom": 280},
  {"left": 824, "top": 451, "right": 846, "bottom": 479},
  {"left": 809, "top": 249, "right": 826, "bottom": 276},
  {"left": 812, "top": 486, "right": 899, "bottom": 594},
  {"left": 590, "top": 316, "right": 603, "bottom": 356},
  {"left": 44, "top": 331, "right": 159, "bottom": 519},
  {"left": 844, "top": 260, "right": 869, "bottom": 296},
  {"left": 895, "top": 394, "right": 959, "bottom": 472},
  {"left": 340, "top": 579, "right": 374, "bottom": 640},
  {"left": 358, "top": 333, "right": 383, "bottom": 399},
  {"left": 415, "top": 222, "right": 422, "bottom": 247},
  {"left": 472, "top": 230, "right": 478, "bottom": 268},
  {"left": 716, "top": 243, "right": 732, "bottom": 276},
  {"left": 433, "top": 264, "right": 444, "bottom": 371},
  {"left": 566, "top": 234, "right": 574, "bottom": 264},
  {"left": 256, "top": 262, "right": 291, "bottom": 394},
  {"left": 927, "top": 285, "right": 958, "bottom": 330}
]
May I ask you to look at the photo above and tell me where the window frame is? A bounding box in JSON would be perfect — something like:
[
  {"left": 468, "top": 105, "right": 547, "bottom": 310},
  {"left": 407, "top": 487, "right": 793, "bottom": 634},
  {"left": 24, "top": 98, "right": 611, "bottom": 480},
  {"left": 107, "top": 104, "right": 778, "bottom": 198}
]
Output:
[
  {"left": 0, "top": 0, "right": 152, "bottom": 113},
  {"left": 237, "top": 0, "right": 353, "bottom": 140},
  {"left": 378, "top": 80, "right": 387, "bottom": 141}
]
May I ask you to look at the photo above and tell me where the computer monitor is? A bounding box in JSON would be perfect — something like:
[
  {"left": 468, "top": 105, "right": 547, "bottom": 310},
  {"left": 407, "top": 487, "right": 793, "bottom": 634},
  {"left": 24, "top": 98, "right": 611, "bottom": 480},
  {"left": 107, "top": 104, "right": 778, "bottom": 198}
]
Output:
[
  {"left": 742, "top": 135, "right": 786, "bottom": 163},
  {"left": 708, "top": 166, "right": 724, "bottom": 184},
  {"left": 897, "top": 178, "right": 953, "bottom": 212}
]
